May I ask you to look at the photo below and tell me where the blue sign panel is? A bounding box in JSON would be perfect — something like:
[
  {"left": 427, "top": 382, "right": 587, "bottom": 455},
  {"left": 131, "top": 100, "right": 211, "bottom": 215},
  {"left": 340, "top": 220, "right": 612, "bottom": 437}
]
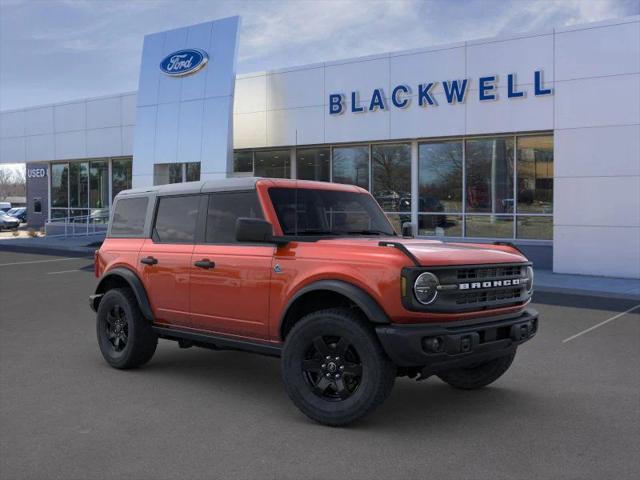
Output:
[
  {"left": 159, "top": 49, "right": 209, "bottom": 77},
  {"left": 329, "top": 70, "right": 553, "bottom": 115}
]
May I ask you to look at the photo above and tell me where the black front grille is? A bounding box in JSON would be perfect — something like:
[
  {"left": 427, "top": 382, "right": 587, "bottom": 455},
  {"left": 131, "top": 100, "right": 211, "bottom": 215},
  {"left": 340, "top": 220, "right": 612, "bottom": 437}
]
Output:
[
  {"left": 456, "top": 265, "right": 523, "bottom": 281},
  {"left": 455, "top": 287, "right": 522, "bottom": 306},
  {"left": 402, "top": 262, "right": 532, "bottom": 313}
]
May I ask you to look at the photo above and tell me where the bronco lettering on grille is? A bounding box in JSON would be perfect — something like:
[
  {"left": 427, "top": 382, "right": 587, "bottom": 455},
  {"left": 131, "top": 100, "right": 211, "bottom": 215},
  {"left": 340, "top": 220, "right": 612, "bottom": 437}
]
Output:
[{"left": 459, "top": 279, "right": 521, "bottom": 290}]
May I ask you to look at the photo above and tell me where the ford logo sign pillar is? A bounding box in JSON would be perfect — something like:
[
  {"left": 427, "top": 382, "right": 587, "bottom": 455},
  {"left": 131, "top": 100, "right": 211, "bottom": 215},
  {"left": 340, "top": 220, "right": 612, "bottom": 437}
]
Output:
[
  {"left": 132, "top": 16, "right": 241, "bottom": 188},
  {"left": 159, "top": 49, "right": 209, "bottom": 77}
]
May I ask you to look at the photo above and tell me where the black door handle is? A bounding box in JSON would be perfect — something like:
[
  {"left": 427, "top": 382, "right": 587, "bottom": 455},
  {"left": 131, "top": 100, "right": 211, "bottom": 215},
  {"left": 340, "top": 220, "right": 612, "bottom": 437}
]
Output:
[
  {"left": 194, "top": 259, "right": 215, "bottom": 269},
  {"left": 140, "top": 256, "right": 158, "bottom": 266}
]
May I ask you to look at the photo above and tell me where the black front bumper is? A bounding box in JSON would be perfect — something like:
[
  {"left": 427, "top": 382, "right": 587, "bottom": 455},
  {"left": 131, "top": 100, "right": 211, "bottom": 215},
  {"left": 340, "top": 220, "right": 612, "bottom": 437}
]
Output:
[{"left": 375, "top": 309, "right": 538, "bottom": 373}]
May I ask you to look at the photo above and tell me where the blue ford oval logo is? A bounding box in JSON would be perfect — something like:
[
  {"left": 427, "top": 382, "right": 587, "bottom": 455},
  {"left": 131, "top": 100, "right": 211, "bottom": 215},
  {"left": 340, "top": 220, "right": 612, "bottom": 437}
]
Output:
[{"left": 159, "top": 49, "right": 209, "bottom": 77}]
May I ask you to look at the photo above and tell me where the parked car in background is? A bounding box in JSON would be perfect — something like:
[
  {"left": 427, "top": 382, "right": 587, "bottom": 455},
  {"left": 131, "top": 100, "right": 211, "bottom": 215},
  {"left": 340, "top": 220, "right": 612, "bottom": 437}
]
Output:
[
  {"left": 0, "top": 211, "right": 20, "bottom": 230},
  {"left": 0, "top": 202, "right": 12, "bottom": 213},
  {"left": 6, "top": 207, "right": 26, "bottom": 223}
]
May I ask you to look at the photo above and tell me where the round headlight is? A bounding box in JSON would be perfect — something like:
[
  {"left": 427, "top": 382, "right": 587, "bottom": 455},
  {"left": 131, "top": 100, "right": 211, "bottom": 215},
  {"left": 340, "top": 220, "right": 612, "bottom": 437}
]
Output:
[
  {"left": 414, "top": 272, "right": 439, "bottom": 305},
  {"left": 525, "top": 266, "right": 534, "bottom": 293}
]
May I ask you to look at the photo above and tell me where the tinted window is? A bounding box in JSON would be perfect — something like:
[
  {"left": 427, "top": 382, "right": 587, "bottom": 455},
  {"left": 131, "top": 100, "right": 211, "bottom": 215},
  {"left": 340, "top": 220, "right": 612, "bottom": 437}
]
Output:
[
  {"left": 254, "top": 150, "right": 290, "bottom": 178},
  {"left": 233, "top": 151, "right": 253, "bottom": 173},
  {"left": 153, "top": 195, "right": 200, "bottom": 243},
  {"left": 186, "top": 162, "right": 200, "bottom": 182},
  {"left": 296, "top": 148, "right": 330, "bottom": 181},
  {"left": 465, "top": 137, "right": 514, "bottom": 214},
  {"left": 516, "top": 135, "right": 553, "bottom": 214},
  {"left": 269, "top": 188, "right": 395, "bottom": 237},
  {"left": 332, "top": 146, "right": 369, "bottom": 189},
  {"left": 419, "top": 141, "right": 463, "bottom": 213},
  {"left": 372, "top": 143, "right": 411, "bottom": 212},
  {"left": 112, "top": 157, "right": 132, "bottom": 200},
  {"left": 110, "top": 197, "right": 148, "bottom": 236},
  {"left": 205, "top": 192, "right": 263, "bottom": 244}
]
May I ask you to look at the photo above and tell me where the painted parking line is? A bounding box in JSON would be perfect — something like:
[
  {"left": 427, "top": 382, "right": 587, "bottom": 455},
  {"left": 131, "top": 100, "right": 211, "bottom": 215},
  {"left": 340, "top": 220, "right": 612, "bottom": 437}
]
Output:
[
  {"left": 562, "top": 303, "right": 640, "bottom": 343},
  {"left": 0, "top": 257, "right": 84, "bottom": 267},
  {"left": 47, "top": 269, "right": 87, "bottom": 275}
]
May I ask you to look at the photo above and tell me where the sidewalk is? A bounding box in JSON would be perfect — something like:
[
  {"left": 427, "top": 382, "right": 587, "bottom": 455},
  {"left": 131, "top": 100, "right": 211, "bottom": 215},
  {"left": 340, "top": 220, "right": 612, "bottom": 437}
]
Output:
[
  {"left": 534, "top": 270, "right": 640, "bottom": 300},
  {"left": 0, "top": 234, "right": 103, "bottom": 256}
]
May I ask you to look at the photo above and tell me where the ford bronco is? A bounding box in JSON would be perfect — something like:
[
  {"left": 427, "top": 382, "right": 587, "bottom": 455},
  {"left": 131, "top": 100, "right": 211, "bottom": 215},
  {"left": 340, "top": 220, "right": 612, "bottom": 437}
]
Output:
[{"left": 91, "top": 178, "right": 537, "bottom": 426}]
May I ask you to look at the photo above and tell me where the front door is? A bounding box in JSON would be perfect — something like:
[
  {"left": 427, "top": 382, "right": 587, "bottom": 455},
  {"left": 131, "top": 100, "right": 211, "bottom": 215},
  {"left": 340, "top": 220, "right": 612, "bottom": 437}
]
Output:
[
  {"left": 138, "top": 194, "right": 201, "bottom": 328},
  {"left": 189, "top": 191, "right": 273, "bottom": 340}
]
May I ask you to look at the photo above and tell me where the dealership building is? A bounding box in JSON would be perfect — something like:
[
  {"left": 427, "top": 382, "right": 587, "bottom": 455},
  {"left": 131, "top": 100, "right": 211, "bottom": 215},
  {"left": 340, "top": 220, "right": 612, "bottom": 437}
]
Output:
[{"left": 0, "top": 15, "right": 639, "bottom": 278}]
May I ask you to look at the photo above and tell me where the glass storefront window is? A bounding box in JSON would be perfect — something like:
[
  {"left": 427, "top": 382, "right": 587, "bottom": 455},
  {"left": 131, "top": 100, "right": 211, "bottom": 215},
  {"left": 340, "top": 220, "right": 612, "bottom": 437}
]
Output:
[
  {"left": 296, "top": 148, "right": 330, "bottom": 181},
  {"left": 112, "top": 157, "right": 132, "bottom": 199},
  {"left": 465, "top": 137, "right": 514, "bottom": 214},
  {"left": 50, "top": 209, "right": 67, "bottom": 219},
  {"left": 233, "top": 151, "right": 253, "bottom": 173},
  {"left": 516, "top": 216, "right": 552, "bottom": 240},
  {"left": 419, "top": 141, "right": 463, "bottom": 213},
  {"left": 186, "top": 162, "right": 201, "bottom": 182},
  {"left": 517, "top": 136, "right": 553, "bottom": 214},
  {"left": 385, "top": 213, "right": 411, "bottom": 235},
  {"left": 51, "top": 163, "right": 69, "bottom": 208},
  {"left": 153, "top": 163, "right": 183, "bottom": 185},
  {"left": 465, "top": 215, "right": 514, "bottom": 238},
  {"left": 89, "top": 160, "right": 108, "bottom": 209},
  {"left": 69, "top": 162, "right": 89, "bottom": 208},
  {"left": 254, "top": 150, "right": 290, "bottom": 178},
  {"left": 332, "top": 146, "right": 369, "bottom": 189},
  {"left": 418, "top": 214, "right": 463, "bottom": 237},
  {"left": 372, "top": 144, "right": 411, "bottom": 213}
]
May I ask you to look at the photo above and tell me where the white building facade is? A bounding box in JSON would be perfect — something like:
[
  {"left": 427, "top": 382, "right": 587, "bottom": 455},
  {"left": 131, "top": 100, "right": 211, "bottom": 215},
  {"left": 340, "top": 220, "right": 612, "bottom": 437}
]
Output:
[{"left": 1, "top": 16, "right": 639, "bottom": 278}]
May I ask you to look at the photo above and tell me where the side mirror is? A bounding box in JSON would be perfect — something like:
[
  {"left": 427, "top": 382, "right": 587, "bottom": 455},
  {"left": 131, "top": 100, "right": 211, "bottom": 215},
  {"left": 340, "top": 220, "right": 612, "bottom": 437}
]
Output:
[
  {"left": 401, "top": 222, "right": 414, "bottom": 238},
  {"left": 236, "top": 218, "right": 274, "bottom": 243}
]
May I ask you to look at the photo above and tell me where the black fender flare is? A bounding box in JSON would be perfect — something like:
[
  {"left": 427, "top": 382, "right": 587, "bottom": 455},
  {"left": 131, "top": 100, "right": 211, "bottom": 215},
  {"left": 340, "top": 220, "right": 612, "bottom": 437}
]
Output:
[
  {"left": 94, "top": 267, "right": 154, "bottom": 321},
  {"left": 281, "top": 279, "right": 391, "bottom": 331}
]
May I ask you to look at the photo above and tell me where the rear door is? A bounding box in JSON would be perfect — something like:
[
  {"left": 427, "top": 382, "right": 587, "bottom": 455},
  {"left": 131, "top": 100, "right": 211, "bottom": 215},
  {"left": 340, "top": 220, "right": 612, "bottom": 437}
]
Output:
[
  {"left": 189, "top": 191, "right": 274, "bottom": 339},
  {"left": 138, "top": 194, "right": 203, "bottom": 328}
]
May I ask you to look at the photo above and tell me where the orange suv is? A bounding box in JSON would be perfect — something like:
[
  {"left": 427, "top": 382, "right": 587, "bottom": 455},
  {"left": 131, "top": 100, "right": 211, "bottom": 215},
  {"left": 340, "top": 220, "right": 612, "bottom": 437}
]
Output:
[{"left": 91, "top": 178, "right": 537, "bottom": 426}]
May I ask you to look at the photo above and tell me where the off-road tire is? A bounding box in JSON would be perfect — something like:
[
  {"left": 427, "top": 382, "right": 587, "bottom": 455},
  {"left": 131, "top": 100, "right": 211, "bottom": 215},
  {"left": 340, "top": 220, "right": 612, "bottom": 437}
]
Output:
[
  {"left": 281, "top": 308, "right": 396, "bottom": 427},
  {"left": 96, "top": 288, "right": 157, "bottom": 369},
  {"left": 437, "top": 350, "right": 516, "bottom": 390}
]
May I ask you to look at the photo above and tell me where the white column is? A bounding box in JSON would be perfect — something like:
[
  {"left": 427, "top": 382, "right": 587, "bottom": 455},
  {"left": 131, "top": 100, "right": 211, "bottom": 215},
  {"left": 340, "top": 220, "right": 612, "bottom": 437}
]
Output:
[
  {"left": 411, "top": 140, "right": 419, "bottom": 234},
  {"left": 290, "top": 148, "right": 296, "bottom": 179},
  {"left": 107, "top": 158, "right": 113, "bottom": 209}
]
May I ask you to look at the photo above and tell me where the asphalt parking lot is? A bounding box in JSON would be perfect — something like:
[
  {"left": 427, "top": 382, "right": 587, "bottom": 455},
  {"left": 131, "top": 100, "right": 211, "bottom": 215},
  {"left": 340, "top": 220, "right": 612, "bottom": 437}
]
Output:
[{"left": 0, "top": 250, "right": 638, "bottom": 480}]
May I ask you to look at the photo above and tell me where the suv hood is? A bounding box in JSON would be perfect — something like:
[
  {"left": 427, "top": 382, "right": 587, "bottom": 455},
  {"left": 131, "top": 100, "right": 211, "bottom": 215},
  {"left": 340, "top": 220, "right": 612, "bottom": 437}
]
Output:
[{"left": 316, "top": 237, "right": 527, "bottom": 266}]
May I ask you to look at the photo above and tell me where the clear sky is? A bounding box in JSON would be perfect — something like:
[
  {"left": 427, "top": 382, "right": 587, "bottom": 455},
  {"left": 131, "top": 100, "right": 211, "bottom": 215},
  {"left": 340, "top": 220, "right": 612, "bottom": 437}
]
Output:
[{"left": 0, "top": 0, "right": 638, "bottom": 112}]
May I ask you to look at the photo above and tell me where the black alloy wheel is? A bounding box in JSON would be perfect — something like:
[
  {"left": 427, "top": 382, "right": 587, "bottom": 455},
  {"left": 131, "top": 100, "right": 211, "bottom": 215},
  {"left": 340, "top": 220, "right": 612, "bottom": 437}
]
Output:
[
  {"left": 96, "top": 288, "right": 157, "bottom": 369},
  {"left": 302, "top": 335, "right": 363, "bottom": 401},
  {"left": 281, "top": 308, "right": 396, "bottom": 426},
  {"left": 105, "top": 305, "right": 129, "bottom": 352}
]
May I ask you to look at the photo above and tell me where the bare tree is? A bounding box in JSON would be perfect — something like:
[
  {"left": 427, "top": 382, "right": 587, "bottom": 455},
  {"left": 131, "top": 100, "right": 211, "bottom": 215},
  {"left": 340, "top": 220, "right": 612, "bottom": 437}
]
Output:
[{"left": 0, "top": 167, "right": 26, "bottom": 201}]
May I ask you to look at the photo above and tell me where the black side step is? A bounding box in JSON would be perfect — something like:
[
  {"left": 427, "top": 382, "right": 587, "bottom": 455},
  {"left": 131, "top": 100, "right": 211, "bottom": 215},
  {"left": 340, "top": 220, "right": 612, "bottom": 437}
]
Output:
[{"left": 153, "top": 326, "right": 283, "bottom": 358}]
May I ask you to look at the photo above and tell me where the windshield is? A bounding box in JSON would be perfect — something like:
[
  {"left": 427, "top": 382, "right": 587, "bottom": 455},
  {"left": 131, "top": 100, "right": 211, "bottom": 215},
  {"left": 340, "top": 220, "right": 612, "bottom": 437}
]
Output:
[{"left": 269, "top": 187, "right": 396, "bottom": 237}]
